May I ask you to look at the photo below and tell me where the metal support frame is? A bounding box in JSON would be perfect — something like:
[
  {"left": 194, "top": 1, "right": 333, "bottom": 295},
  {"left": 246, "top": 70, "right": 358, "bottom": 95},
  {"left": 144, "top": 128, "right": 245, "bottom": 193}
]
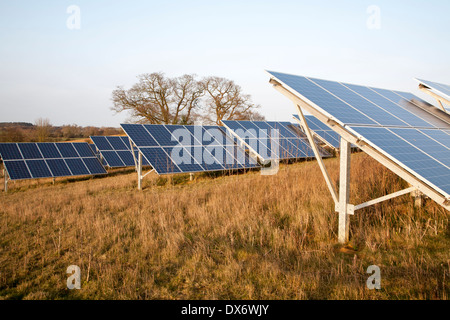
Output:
[
  {"left": 129, "top": 137, "right": 138, "bottom": 172},
  {"left": 349, "top": 186, "right": 418, "bottom": 214},
  {"left": 3, "top": 168, "right": 8, "bottom": 193},
  {"left": 268, "top": 76, "right": 450, "bottom": 243},
  {"left": 137, "top": 152, "right": 143, "bottom": 190},
  {"left": 220, "top": 122, "right": 265, "bottom": 164},
  {"left": 295, "top": 104, "right": 422, "bottom": 242},
  {"left": 295, "top": 116, "right": 338, "bottom": 151},
  {"left": 418, "top": 84, "right": 450, "bottom": 112},
  {"left": 136, "top": 151, "right": 155, "bottom": 190},
  {"left": 294, "top": 104, "right": 338, "bottom": 204},
  {"left": 338, "top": 138, "right": 351, "bottom": 243},
  {"left": 270, "top": 77, "right": 449, "bottom": 212}
]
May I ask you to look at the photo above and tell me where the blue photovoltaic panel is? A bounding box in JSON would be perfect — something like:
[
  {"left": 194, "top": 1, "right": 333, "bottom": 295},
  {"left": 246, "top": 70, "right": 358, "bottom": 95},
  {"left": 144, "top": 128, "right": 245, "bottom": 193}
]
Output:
[
  {"left": 107, "top": 136, "right": 128, "bottom": 150},
  {"left": 56, "top": 143, "right": 79, "bottom": 158},
  {"left": 91, "top": 136, "right": 113, "bottom": 151},
  {"left": 116, "top": 150, "right": 136, "bottom": 166},
  {"left": 144, "top": 125, "right": 180, "bottom": 147},
  {"left": 139, "top": 147, "right": 181, "bottom": 175},
  {"left": 163, "top": 125, "right": 197, "bottom": 145},
  {"left": 350, "top": 126, "right": 450, "bottom": 195},
  {"left": 121, "top": 124, "right": 259, "bottom": 175},
  {"left": 4, "top": 160, "right": 31, "bottom": 180},
  {"left": 46, "top": 159, "right": 72, "bottom": 177},
  {"left": 267, "top": 71, "right": 445, "bottom": 129},
  {"left": 388, "top": 128, "right": 450, "bottom": 168},
  {"left": 65, "top": 158, "right": 90, "bottom": 176},
  {"left": 0, "top": 143, "right": 22, "bottom": 160},
  {"left": 318, "top": 80, "right": 416, "bottom": 127},
  {"left": 26, "top": 160, "right": 52, "bottom": 178},
  {"left": 121, "top": 124, "right": 158, "bottom": 147},
  {"left": 18, "top": 143, "right": 43, "bottom": 159},
  {"left": 386, "top": 90, "right": 450, "bottom": 128},
  {"left": 267, "top": 70, "right": 450, "bottom": 199},
  {"left": 303, "top": 115, "right": 330, "bottom": 131},
  {"left": 221, "top": 120, "right": 329, "bottom": 161},
  {"left": 267, "top": 72, "right": 377, "bottom": 125},
  {"left": 165, "top": 146, "right": 205, "bottom": 173},
  {"left": 38, "top": 143, "right": 61, "bottom": 158},
  {"left": 419, "top": 129, "right": 450, "bottom": 147},
  {"left": 90, "top": 136, "right": 149, "bottom": 168},
  {"left": 416, "top": 78, "right": 450, "bottom": 99},
  {"left": 120, "top": 136, "right": 131, "bottom": 150},
  {"left": 82, "top": 157, "right": 108, "bottom": 175},
  {"left": 202, "top": 126, "right": 231, "bottom": 145},
  {"left": 73, "top": 142, "right": 96, "bottom": 158},
  {"left": 201, "top": 146, "right": 227, "bottom": 171},
  {"left": 359, "top": 86, "right": 434, "bottom": 128},
  {"left": 296, "top": 114, "right": 341, "bottom": 149},
  {"left": 0, "top": 142, "right": 107, "bottom": 181},
  {"left": 101, "top": 151, "right": 125, "bottom": 167}
]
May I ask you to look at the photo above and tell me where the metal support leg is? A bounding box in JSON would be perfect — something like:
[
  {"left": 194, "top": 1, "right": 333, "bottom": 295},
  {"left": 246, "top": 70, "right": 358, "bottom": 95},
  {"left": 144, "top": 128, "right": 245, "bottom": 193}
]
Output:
[
  {"left": 4, "top": 168, "right": 8, "bottom": 193},
  {"left": 130, "top": 138, "right": 138, "bottom": 172},
  {"left": 412, "top": 190, "right": 423, "bottom": 207},
  {"left": 338, "top": 138, "right": 351, "bottom": 244},
  {"left": 138, "top": 152, "right": 142, "bottom": 191}
]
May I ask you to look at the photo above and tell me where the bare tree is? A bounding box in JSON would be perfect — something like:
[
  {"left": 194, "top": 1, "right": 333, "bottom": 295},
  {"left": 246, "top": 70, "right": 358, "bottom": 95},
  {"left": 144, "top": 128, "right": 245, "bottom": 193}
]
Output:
[
  {"left": 232, "top": 109, "right": 265, "bottom": 121},
  {"left": 201, "top": 76, "right": 261, "bottom": 125},
  {"left": 111, "top": 73, "right": 203, "bottom": 124},
  {"left": 35, "top": 118, "right": 52, "bottom": 142}
]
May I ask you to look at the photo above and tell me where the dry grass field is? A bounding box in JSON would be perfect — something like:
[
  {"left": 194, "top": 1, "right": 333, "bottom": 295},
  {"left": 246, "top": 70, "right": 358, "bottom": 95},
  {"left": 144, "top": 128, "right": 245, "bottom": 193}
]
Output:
[{"left": 0, "top": 153, "right": 448, "bottom": 300}]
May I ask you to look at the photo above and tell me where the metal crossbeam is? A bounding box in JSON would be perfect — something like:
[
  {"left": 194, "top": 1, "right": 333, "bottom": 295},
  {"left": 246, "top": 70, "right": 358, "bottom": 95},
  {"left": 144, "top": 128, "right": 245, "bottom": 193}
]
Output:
[
  {"left": 418, "top": 85, "right": 449, "bottom": 112},
  {"left": 352, "top": 186, "right": 417, "bottom": 213}
]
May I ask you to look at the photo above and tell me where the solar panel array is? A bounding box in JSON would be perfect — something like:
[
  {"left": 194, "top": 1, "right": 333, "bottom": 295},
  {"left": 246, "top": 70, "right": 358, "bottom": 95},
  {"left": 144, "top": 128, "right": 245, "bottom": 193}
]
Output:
[
  {"left": 120, "top": 124, "right": 260, "bottom": 175},
  {"left": 221, "top": 120, "right": 330, "bottom": 160},
  {"left": 267, "top": 71, "right": 450, "bottom": 198},
  {"left": 90, "top": 136, "right": 150, "bottom": 168},
  {"left": 416, "top": 78, "right": 450, "bottom": 100},
  {"left": 293, "top": 114, "right": 341, "bottom": 149},
  {"left": 0, "top": 142, "right": 107, "bottom": 181}
]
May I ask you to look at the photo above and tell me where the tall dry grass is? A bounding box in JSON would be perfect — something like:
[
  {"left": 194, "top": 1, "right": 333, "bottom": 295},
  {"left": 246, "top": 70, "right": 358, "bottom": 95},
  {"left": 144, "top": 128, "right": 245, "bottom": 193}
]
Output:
[{"left": 0, "top": 153, "right": 448, "bottom": 299}]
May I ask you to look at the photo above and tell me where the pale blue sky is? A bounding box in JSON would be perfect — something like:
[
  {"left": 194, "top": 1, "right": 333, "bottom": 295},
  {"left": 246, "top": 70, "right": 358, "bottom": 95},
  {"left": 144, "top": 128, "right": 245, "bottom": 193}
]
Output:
[{"left": 0, "top": 0, "right": 449, "bottom": 126}]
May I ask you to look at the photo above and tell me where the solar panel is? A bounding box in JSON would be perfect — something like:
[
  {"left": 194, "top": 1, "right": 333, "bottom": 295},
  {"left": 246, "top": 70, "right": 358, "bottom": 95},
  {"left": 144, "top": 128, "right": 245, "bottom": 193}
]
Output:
[
  {"left": 120, "top": 124, "right": 260, "bottom": 175},
  {"left": 267, "top": 70, "right": 450, "bottom": 202},
  {"left": 0, "top": 142, "right": 107, "bottom": 181},
  {"left": 415, "top": 78, "right": 450, "bottom": 100},
  {"left": 221, "top": 120, "right": 330, "bottom": 161},
  {"left": 294, "top": 114, "right": 341, "bottom": 149},
  {"left": 90, "top": 136, "right": 150, "bottom": 168}
]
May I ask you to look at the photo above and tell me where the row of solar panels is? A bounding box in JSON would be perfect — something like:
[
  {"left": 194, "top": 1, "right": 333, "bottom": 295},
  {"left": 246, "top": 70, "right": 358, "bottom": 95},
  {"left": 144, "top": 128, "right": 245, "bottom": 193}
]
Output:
[
  {"left": 267, "top": 71, "right": 450, "bottom": 200},
  {"left": 221, "top": 120, "right": 331, "bottom": 159},
  {"left": 1, "top": 121, "right": 326, "bottom": 181},
  {"left": 0, "top": 142, "right": 107, "bottom": 180}
]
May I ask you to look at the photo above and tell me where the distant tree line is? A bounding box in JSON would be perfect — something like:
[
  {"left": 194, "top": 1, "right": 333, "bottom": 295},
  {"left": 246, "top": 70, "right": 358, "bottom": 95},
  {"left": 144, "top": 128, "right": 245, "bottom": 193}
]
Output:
[
  {"left": 0, "top": 119, "right": 121, "bottom": 143},
  {"left": 111, "top": 73, "right": 265, "bottom": 125}
]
